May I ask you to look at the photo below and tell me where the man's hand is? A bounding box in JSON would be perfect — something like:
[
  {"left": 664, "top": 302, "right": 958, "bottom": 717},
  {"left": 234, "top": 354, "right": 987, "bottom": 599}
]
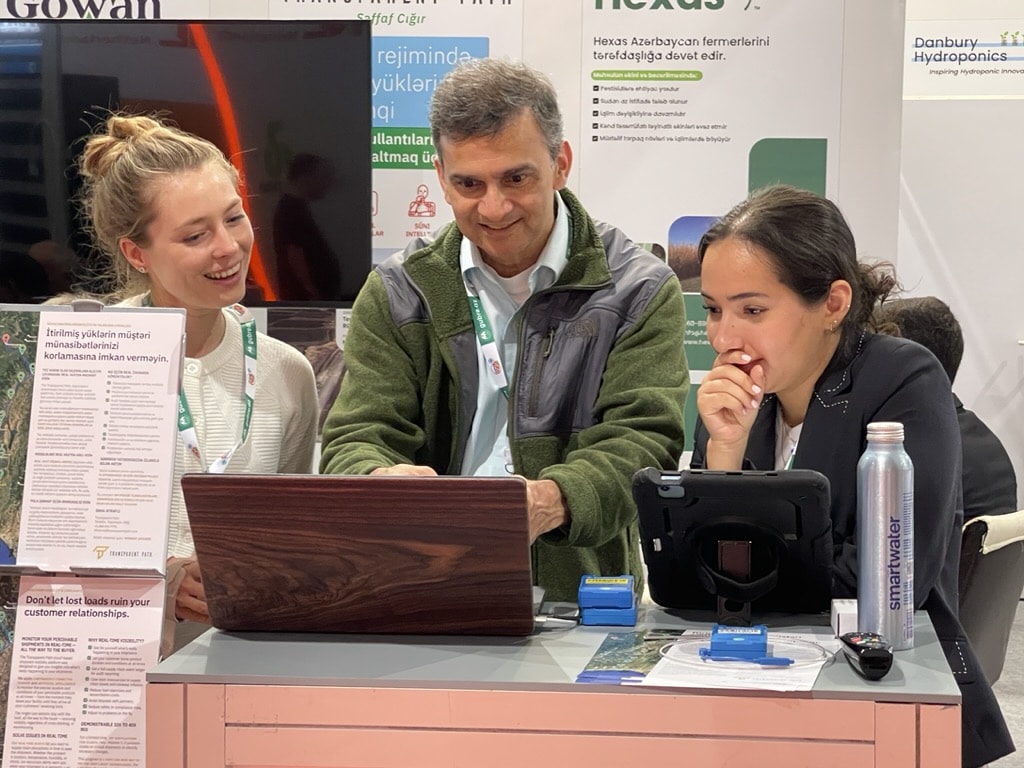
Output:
[
  {"left": 370, "top": 464, "right": 438, "bottom": 477},
  {"left": 526, "top": 479, "right": 569, "bottom": 542},
  {"left": 170, "top": 557, "right": 210, "bottom": 624}
]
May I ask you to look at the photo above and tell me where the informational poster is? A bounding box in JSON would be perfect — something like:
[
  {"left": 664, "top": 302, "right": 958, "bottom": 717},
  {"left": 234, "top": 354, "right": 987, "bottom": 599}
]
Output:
[
  {"left": 579, "top": 1, "right": 844, "bottom": 248},
  {"left": 16, "top": 310, "right": 183, "bottom": 574},
  {"left": 1, "top": 577, "right": 162, "bottom": 768},
  {"left": 0, "top": 307, "right": 182, "bottom": 765},
  {"left": 576, "top": 1, "right": 845, "bottom": 451},
  {"left": 346, "top": 3, "right": 526, "bottom": 262}
]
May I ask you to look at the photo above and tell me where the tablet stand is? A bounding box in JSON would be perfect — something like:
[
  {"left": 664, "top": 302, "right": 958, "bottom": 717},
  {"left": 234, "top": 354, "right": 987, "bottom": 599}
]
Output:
[{"left": 717, "top": 540, "right": 752, "bottom": 626}]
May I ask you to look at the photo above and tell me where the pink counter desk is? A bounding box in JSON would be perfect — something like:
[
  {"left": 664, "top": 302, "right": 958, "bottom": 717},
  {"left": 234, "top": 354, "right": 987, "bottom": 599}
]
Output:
[{"left": 146, "top": 607, "right": 959, "bottom": 767}]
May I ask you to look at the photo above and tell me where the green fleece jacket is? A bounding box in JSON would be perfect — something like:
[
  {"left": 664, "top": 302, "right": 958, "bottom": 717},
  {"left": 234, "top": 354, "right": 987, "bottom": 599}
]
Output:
[{"left": 320, "top": 189, "right": 689, "bottom": 601}]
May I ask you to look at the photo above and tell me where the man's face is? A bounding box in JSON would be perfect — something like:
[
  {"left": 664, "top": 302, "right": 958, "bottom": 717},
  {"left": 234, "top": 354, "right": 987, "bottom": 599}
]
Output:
[{"left": 435, "top": 109, "right": 571, "bottom": 277}]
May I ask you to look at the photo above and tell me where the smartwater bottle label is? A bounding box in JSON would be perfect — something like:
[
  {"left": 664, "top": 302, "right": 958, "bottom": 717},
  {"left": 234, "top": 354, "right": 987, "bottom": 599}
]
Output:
[
  {"left": 886, "top": 514, "right": 905, "bottom": 613},
  {"left": 901, "top": 491, "right": 914, "bottom": 646}
]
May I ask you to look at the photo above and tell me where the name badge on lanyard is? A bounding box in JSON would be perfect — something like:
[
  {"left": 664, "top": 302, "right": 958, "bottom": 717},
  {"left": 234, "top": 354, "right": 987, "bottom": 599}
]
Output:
[
  {"left": 466, "top": 287, "right": 509, "bottom": 401},
  {"left": 177, "top": 303, "right": 257, "bottom": 473}
]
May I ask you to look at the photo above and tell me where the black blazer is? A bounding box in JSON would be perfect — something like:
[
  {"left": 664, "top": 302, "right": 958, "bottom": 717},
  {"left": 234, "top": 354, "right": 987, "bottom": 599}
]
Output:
[
  {"left": 958, "top": 395, "right": 1018, "bottom": 522},
  {"left": 693, "top": 332, "right": 1013, "bottom": 767}
]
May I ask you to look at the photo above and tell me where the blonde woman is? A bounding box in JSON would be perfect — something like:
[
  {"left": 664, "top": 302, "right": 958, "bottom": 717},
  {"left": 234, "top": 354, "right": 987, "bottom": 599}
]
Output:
[{"left": 78, "top": 114, "right": 318, "bottom": 655}]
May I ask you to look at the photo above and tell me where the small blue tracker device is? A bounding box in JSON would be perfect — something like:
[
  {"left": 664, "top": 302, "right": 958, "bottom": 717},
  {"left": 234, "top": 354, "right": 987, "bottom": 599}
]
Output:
[
  {"left": 577, "top": 575, "right": 638, "bottom": 626},
  {"left": 578, "top": 575, "right": 635, "bottom": 609},
  {"left": 706, "top": 624, "right": 768, "bottom": 658},
  {"left": 698, "top": 624, "right": 793, "bottom": 665},
  {"left": 580, "top": 594, "right": 638, "bottom": 626}
]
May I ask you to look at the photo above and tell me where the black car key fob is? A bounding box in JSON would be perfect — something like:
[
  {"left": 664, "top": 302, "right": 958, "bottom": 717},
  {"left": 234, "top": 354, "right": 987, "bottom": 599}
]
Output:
[{"left": 839, "top": 631, "right": 893, "bottom": 681}]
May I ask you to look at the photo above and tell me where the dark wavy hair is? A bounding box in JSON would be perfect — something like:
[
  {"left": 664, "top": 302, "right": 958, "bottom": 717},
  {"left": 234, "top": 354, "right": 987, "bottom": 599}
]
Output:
[
  {"left": 698, "top": 184, "right": 898, "bottom": 364},
  {"left": 874, "top": 296, "right": 963, "bottom": 383}
]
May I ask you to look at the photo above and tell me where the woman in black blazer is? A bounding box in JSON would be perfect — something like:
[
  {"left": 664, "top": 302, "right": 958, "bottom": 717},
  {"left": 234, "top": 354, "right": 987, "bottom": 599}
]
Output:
[{"left": 691, "top": 185, "right": 1012, "bottom": 768}]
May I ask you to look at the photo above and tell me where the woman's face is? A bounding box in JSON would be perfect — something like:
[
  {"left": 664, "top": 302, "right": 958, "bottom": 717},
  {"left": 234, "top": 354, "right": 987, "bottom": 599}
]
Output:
[
  {"left": 700, "top": 236, "right": 840, "bottom": 405},
  {"left": 121, "top": 163, "right": 253, "bottom": 312}
]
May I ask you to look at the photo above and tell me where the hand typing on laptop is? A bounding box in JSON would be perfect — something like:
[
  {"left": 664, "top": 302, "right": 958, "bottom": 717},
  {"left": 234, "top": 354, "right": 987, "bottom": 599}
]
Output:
[
  {"left": 162, "top": 555, "right": 211, "bottom": 660},
  {"left": 372, "top": 466, "right": 568, "bottom": 542},
  {"left": 525, "top": 479, "right": 569, "bottom": 542},
  {"left": 371, "top": 465, "right": 438, "bottom": 478},
  {"left": 171, "top": 557, "right": 210, "bottom": 623}
]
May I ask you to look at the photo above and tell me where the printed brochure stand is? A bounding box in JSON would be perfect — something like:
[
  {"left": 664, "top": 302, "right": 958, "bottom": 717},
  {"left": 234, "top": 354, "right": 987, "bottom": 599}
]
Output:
[{"left": 0, "top": 301, "right": 185, "bottom": 768}]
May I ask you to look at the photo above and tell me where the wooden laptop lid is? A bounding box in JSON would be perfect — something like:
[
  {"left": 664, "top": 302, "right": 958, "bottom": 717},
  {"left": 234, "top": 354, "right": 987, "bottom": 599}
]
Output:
[{"left": 180, "top": 473, "right": 536, "bottom": 636}]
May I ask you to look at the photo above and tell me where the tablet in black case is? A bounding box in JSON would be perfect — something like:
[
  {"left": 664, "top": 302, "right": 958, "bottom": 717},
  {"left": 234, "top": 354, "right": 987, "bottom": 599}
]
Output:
[{"left": 632, "top": 468, "right": 834, "bottom": 614}]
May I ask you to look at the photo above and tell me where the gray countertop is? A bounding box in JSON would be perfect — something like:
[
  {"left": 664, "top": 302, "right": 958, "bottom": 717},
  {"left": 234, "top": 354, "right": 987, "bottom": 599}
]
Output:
[{"left": 148, "top": 605, "right": 960, "bottom": 704}]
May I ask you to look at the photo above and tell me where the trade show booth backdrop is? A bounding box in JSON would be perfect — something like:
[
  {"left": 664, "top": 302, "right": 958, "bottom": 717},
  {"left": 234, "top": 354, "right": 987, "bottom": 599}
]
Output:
[
  {"left": 900, "top": 0, "right": 1024, "bottom": 510},
  {"left": 0, "top": 0, "right": 912, "bottom": 454}
]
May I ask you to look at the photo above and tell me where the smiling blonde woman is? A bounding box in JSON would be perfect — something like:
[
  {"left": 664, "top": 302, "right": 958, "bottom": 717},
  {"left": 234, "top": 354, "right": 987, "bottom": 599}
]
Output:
[{"left": 78, "top": 114, "right": 318, "bottom": 656}]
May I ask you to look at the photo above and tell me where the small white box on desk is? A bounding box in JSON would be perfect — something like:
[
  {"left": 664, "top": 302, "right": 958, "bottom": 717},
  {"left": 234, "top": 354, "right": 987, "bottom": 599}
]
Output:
[{"left": 831, "top": 599, "right": 858, "bottom": 637}]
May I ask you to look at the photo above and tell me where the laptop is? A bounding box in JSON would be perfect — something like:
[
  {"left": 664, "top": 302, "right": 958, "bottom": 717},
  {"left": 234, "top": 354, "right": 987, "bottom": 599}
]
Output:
[{"left": 181, "top": 473, "right": 538, "bottom": 636}]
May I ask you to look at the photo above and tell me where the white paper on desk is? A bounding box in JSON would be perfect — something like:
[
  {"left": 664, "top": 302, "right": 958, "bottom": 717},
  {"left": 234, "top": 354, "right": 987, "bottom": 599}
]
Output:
[{"left": 639, "top": 632, "right": 842, "bottom": 692}]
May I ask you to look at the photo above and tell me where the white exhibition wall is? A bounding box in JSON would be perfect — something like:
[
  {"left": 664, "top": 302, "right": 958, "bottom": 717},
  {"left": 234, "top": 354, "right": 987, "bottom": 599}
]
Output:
[{"left": 900, "top": 0, "right": 1024, "bottom": 508}]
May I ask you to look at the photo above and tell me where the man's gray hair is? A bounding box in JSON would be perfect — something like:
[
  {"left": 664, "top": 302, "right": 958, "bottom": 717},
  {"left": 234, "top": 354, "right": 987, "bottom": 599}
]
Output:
[{"left": 430, "top": 58, "right": 564, "bottom": 161}]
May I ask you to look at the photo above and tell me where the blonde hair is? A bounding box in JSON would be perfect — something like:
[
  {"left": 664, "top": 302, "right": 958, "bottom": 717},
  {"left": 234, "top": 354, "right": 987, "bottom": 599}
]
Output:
[{"left": 77, "top": 114, "right": 239, "bottom": 300}]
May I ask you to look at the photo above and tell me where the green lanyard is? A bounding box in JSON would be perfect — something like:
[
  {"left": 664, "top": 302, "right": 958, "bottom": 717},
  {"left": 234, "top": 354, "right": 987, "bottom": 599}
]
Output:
[
  {"left": 145, "top": 296, "right": 257, "bottom": 472},
  {"left": 467, "top": 290, "right": 509, "bottom": 401}
]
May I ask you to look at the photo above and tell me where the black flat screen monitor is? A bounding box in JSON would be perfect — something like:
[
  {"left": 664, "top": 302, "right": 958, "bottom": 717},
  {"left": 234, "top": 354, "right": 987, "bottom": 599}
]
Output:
[
  {"left": 0, "top": 19, "right": 371, "bottom": 306},
  {"left": 632, "top": 468, "right": 834, "bottom": 615}
]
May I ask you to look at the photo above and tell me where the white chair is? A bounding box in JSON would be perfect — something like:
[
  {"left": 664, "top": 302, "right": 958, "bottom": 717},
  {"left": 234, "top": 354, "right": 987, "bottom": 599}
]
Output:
[{"left": 958, "top": 509, "right": 1024, "bottom": 684}]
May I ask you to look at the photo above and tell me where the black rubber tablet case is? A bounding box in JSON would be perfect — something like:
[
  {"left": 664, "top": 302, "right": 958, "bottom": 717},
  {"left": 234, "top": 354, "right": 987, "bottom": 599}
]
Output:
[{"left": 632, "top": 468, "right": 834, "bottom": 617}]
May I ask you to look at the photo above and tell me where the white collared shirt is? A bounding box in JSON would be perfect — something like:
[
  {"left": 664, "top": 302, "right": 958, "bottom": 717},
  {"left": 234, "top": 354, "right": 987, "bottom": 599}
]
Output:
[
  {"left": 459, "top": 193, "right": 571, "bottom": 476},
  {"left": 774, "top": 408, "right": 803, "bottom": 470}
]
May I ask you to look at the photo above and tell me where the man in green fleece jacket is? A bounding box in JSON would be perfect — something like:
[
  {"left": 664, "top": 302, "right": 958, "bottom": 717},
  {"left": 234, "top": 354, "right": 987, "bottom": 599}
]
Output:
[{"left": 320, "top": 58, "right": 689, "bottom": 602}]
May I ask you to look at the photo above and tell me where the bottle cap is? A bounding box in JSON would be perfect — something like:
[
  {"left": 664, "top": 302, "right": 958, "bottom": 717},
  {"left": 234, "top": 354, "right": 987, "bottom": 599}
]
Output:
[{"left": 866, "top": 421, "right": 904, "bottom": 441}]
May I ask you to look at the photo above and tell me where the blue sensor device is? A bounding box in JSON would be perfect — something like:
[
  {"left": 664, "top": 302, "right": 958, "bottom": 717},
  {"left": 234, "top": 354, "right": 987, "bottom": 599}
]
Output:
[
  {"left": 578, "top": 575, "right": 635, "bottom": 609},
  {"left": 698, "top": 624, "right": 793, "bottom": 666},
  {"left": 579, "top": 594, "right": 638, "bottom": 626},
  {"left": 578, "top": 575, "right": 637, "bottom": 626},
  {"left": 707, "top": 624, "right": 768, "bottom": 658}
]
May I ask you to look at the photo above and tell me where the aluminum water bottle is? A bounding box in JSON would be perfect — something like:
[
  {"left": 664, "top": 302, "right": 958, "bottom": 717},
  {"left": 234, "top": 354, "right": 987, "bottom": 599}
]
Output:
[{"left": 856, "top": 421, "right": 914, "bottom": 650}]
